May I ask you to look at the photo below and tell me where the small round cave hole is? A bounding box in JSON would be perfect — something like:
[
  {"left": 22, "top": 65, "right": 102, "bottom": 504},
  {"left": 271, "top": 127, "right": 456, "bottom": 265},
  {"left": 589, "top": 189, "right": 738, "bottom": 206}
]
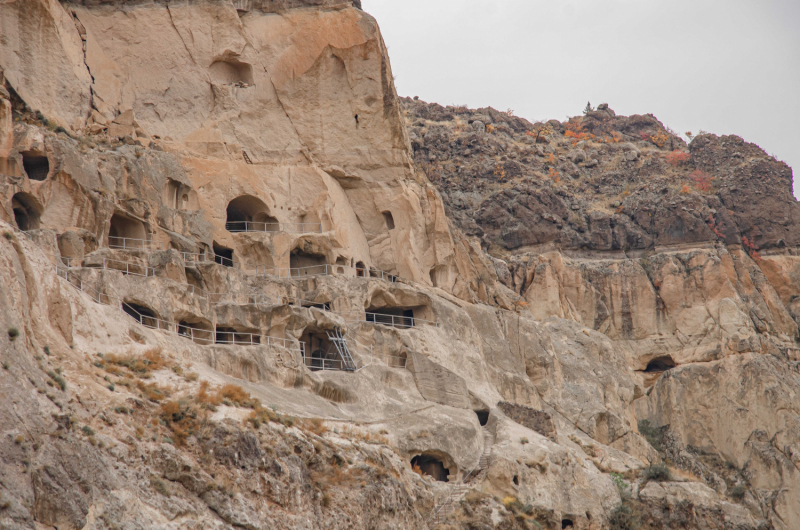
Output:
[
  {"left": 562, "top": 519, "right": 574, "bottom": 529},
  {"left": 411, "top": 454, "right": 450, "bottom": 482},
  {"left": 645, "top": 356, "right": 676, "bottom": 373},
  {"left": 512, "top": 475, "right": 519, "bottom": 486}
]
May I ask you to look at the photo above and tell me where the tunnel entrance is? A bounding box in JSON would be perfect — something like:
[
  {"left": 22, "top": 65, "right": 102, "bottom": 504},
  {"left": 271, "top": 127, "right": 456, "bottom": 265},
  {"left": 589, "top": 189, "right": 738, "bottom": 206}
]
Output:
[
  {"left": 122, "top": 302, "right": 159, "bottom": 329},
  {"left": 177, "top": 319, "right": 213, "bottom": 345},
  {"left": 475, "top": 410, "right": 490, "bottom": 426},
  {"left": 109, "top": 212, "right": 147, "bottom": 248},
  {"left": 21, "top": 151, "right": 50, "bottom": 181},
  {"left": 645, "top": 356, "right": 676, "bottom": 372},
  {"left": 213, "top": 242, "right": 234, "bottom": 267},
  {"left": 300, "top": 328, "right": 339, "bottom": 370},
  {"left": 411, "top": 454, "right": 450, "bottom": 482},
  {"left": 562, "top": 519, "right": 574, "bottom": 529},
  {"left": 226, "top": 195, "right": 278, "bottom": 232},
  {"left": 11, "top": 192, "right": 42, "bottom": 231}
]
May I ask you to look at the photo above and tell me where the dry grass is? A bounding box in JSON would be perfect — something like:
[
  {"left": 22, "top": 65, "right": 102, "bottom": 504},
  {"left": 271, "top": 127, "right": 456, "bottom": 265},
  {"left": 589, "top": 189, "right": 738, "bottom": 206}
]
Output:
[
  {"left": 100, "top": 346, "right": 170, "bottom": 379},
  {"left": 136, "top": 380, "right": 171, "bottom": 402}
]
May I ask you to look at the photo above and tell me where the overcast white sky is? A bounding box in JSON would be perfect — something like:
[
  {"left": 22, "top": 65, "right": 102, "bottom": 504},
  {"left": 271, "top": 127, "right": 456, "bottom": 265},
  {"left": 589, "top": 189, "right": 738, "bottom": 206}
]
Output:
[{"left": 363, "top": 0, "right": 800, "bottom": 198}]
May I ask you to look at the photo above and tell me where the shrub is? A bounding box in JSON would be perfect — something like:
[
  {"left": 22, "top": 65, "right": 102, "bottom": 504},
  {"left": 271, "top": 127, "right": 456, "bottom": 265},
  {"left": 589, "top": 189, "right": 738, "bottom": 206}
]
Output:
[
  {"left": 643, "top": 463, "right": 671, "bottom": 482},
  {"left": 150, "top": 475, "right": 170, "bottom": 497},
  {"left": 611, "top": 472, "right": 631, "bottom": 499},
  {"left": 43, "top": 346, "right": 50, "bottom": 356},
  {"left": 637, "top": 420, "right": 662, "bottom": 452},
  {"left": 608, "top": 503, "right": 640, "bottom": 530},
  {"left": 7, "top": 327, "right": 19, "bottom": 341},
  {"left": 46, "top": 370, "right": 67, "bottom": 391},
  {"left": 81, "top": 425, "right": 95, "bottom": 436},
  {"left": 520, "top": 437, "right": 529, "bottom": 445},
  {"left": 688, "top": 169, "right": 713, "bottom": 192},
  {"left": 730, "top": 484, "right": 747, "bottom": 499},
  {"left": 665, "top": 150, "right": 690, "bottom": 166}
]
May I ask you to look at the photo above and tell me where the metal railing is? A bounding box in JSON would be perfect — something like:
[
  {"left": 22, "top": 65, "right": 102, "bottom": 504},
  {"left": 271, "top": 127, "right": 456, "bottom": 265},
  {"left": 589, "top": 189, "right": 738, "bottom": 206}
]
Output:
[
  {"left": 255, "top": 264, "right": 399, "bottom": 281},
  {"left": 181, "top": 251, "right": 240, "bottom": 270},
  {"left": 108, "top": 236, "right": 167, "bottom": 251},
  {"left": 55, "top": 264, "right": 302, "bottom": 354},
  {"left": 225, "top": 221, "right": 322, "bottom": 234},
  {"left": 301, "top": 330, "right": 373, "bottom": 373},
  {"left": 87, "top": 258, "right": 156, "bottom": 278},
  {"left": 338, "top": 311, "right": 439, "bottom": 329}
]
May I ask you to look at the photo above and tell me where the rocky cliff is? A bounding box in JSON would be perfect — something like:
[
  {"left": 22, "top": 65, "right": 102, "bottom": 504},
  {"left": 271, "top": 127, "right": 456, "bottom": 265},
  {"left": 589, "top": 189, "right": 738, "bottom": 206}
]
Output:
[{"left": 0, "top": 1, "right": 797, "bottom": 529}]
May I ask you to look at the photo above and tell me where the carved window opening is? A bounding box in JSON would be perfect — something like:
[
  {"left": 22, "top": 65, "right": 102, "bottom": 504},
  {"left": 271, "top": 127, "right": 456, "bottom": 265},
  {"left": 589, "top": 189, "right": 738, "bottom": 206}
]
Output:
[
  {"left": 290, "top": 249, "right": 327, "bottom": 275},
  {"left": 21, "top": 151, "right": 49, "bottom": 181},
  {"left": 382, "top": 211, "right": 395, "bottom": 230}
]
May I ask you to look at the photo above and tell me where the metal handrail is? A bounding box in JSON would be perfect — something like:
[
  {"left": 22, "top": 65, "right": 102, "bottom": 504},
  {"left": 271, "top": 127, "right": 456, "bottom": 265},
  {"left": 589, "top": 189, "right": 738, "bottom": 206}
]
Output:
[
  {"left": 225, "top": 221, "right": 322, "bottom": 234},
  {"left": 181, "top": 251, "right": 240, "bottom": 270},
  {"left": 87, "top": 258, "right": 156, "bottom": 278},
  {"left": 301, "top": 330, "right": 374, "bottom": 373},
  {"left": 255, "top": 264, "right": 399, "bottom": 282},
  {"left": 55, "top": 264, "right": 302, "bottom": 354},
  {"left": 338, "top": 311, "right": 439, "bottom": 328},
  {"left": 108, "top": 236, "right": 166, "bottom": 251}
]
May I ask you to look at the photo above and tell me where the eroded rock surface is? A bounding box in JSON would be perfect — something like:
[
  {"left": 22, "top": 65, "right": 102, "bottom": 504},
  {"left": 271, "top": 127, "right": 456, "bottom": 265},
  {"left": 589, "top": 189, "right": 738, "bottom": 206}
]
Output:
[{"left": 0, "top": 1, "right": 796, "bottom": 529}]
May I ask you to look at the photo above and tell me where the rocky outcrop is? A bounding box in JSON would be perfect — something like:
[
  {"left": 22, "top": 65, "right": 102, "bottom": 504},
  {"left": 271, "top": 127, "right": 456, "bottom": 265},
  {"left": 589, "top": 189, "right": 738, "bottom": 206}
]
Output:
[{"left": 0, "top": 1, "right": 796, "bottom": 529}]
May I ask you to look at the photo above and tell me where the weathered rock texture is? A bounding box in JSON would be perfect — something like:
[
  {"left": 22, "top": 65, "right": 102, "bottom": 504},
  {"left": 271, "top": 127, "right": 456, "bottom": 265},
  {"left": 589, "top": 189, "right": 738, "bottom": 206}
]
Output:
[{"left": 0, "top": 1, "right": 796, "bottom": 529}]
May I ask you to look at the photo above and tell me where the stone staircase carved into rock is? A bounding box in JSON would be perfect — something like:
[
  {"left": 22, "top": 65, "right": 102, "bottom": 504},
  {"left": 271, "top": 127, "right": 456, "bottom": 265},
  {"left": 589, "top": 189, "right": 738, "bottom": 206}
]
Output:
[{"left": 427, "top": 424, "right": 495, "bottom": 526}]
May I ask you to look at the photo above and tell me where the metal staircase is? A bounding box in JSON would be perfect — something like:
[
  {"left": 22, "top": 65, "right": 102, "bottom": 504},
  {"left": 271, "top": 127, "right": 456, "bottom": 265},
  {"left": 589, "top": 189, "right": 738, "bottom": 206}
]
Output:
[
  {"left": 326, "top": 327, "right": 356, "bottom": 371},
  {"left": 428, "top": 424, "right": 495, "bottom": 525}
]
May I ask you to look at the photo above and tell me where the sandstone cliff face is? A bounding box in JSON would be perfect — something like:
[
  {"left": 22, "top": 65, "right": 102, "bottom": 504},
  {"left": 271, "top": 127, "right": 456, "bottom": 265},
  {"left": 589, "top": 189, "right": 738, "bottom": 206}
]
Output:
[{"left": 0, "top": 1, "right": 797, "bottom": 530}]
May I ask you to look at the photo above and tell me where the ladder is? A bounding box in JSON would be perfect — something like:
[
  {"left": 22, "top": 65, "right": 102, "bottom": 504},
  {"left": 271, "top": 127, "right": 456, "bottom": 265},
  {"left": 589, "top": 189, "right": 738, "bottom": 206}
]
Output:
[{"left": 326, "top": 327, "right": 356, "bottom": 371}]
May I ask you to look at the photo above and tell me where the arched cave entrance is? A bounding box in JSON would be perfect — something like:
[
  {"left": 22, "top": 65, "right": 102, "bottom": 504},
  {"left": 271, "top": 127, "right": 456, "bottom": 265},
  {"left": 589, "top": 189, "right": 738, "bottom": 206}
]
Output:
[
  {"left": 109, "top": 212, "right": 147, "bottom": 248},
  {"left": 226, "top": 195, "right": 278, "bottom": 232},
  {"left": 475, "top": 410, "right": 490, "bottom": 427},
  {"left": 355, "top": 261, "right": 366, "bottom": 277},
  {"left": 562, "top": 519, "right": 574, "bottom": 529},
  {"left": 645, "top": 356, "right": 676, "bottom": 373},
  {"left": 411, "top": 454, "right": 450, "bottom": 482},
  {"left": 21, "top": 150, "right": 50, "bottom": 181},
  {"left": 122, "top": 302, "right": 159, "bottom": 329},
  {"left": 213, "top": 242, "right": 234, "bottom": 267},
  {"left": 11, "top": 192, "right": 42, "bottom": 231},
  {"left": 177, "top": 317, "right": 213, "bottom": 345},
  {"left": 290, "top": 249, "right": 327, "bottom": 276}
]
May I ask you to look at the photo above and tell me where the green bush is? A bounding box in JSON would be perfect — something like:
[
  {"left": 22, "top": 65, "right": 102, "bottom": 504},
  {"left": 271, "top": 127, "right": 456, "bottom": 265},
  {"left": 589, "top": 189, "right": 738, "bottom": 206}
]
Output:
[
  {"left": 608, "top": 504, "right": 640, "bottom": 530},
  {"left": 81, "top": 425, "right": 95, "bottom": 436},
  {"left": 7, "top": 327, "right": 19, "bottom": 341},
  {"left": 46, "top": 370, "right": 67, "bottom": 391},
  {"left": 643, "top": 463, "right": 671, "bottom": 482},
  {"left": 637, "top": 420, "right": 662, "bottom": 452}
]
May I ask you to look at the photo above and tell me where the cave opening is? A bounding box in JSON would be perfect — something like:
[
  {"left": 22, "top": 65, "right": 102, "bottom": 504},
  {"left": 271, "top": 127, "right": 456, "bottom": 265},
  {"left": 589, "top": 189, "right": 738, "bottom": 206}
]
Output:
[
  {"left": 21, "top": 151, "right": 50, "bottom": 181},
  {"left": 366, "top": 306, "right": 417, "bottom": 328},
  {"left": 410, "top": 454, "right": 450, "bottom": 482},
  {"left": 215, "top": 326, "right": 260, "bottom": 345},
  {"left": 290, "top": 249, "right": 327, "bottom": 275},
  {"left": 382, "top": 211, "right": 395, "bottom": 230},
  {"left": 645, "top": 356, "right": 676, "bottom": 373},
  {"left": 109, "top": 212, "right": 147, "bottom": 248},
  {"left": 355, "top": 261, "right": 366, "bottom": 277},
  {"left": 11, "top": 192, "right": 42, "bottom": 231},
  {"left": 475, "top": 410, "right": 490, "bottom": 426},
  {"left": 561, "top": 519, "right": 574, "bottom": 529},
  {"left": 209, "top": 59, "right": 254, "bottom": 85},
  {"left": 226, "top": 195, "right": 278, "bottom": 232},
  {"left": 213, "top": 242, "right": 234, "bottom": 267},
  {"left": 122, "top": 302, "right": 158, "bottom": 329}
]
